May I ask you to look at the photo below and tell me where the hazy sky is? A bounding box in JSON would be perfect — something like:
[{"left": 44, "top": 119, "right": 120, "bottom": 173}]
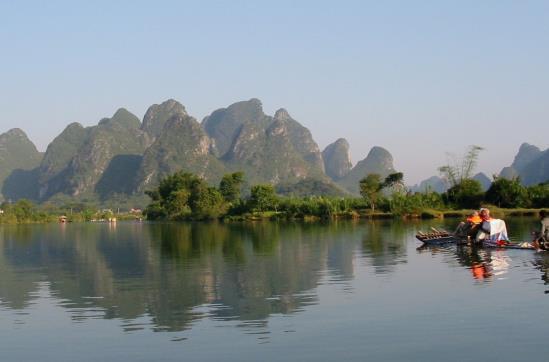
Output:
[{"left": 1, "top": 0, "right": 548, "bottom": 184}]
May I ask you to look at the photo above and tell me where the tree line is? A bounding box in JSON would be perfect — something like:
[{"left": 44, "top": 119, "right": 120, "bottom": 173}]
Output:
[{"left": 141, "top": 169, "right": 548, "bottom": 221}]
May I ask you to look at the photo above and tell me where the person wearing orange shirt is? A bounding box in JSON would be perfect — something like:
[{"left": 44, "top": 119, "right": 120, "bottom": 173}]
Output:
[{"left": 455, "top": 211, "right": 482, "bottom": 240}]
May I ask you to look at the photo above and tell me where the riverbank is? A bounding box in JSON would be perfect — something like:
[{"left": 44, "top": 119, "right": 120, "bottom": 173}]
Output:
[{"left": 222, "top": 207, "right": 544, "bottom": 222}]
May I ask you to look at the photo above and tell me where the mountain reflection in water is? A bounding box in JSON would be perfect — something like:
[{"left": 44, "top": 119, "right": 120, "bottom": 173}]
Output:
[
  {"left": 0, "top": 221, "right": 407, "bottom": 333},
  {"left": 0, "top": 218, "right": 547, "bottom": 340}
]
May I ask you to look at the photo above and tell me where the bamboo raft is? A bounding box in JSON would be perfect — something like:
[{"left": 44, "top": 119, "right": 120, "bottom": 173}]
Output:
[{"left": 415, "top": 227, "right": 462, "bottom": 244}]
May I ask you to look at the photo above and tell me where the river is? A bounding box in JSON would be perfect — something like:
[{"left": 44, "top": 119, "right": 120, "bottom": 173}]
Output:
[{"left": 0, "top": 218, "right": 548, "bottom": 361}]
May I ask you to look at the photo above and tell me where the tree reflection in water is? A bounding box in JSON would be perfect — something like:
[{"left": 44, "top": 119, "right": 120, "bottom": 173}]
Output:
[
  {"left": 0, "top": 221, "right": 401, "bottom": 333},
  {"left": 1, "top": 217, "right": 548, "bottom": 338}
]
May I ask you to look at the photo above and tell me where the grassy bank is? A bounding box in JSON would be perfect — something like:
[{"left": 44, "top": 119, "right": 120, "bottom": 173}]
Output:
[{"left": 221, "top": 207, "right": 545, "bottom": 222}]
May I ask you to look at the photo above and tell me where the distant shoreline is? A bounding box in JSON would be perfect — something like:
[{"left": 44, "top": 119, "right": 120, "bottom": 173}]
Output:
[{"left": 1, "top": 208, "right": 543, "bottom": 225}]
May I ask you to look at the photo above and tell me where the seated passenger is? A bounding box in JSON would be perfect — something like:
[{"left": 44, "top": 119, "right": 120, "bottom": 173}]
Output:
[
  {"left": 475, "top": 208, "right": 493, "bottom": 243},
  {"left": 476, "top": 208, "right": 510, "bottom": 245},
  {"left": 455, "top": 211, "right": 482, "bottom": 239},
  {"left": 533, "top": 210, "right": 549, "bottom": 251}
]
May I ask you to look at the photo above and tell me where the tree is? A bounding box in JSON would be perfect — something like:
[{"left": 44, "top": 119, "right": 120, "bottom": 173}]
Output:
[
  {"left": 527, "top": 182, "right": 549, "bottom": 208},
  {"left": 439, "top": 145, "right": 484, "bottom": 187},
  {"left": 249, "top": 184, "right": 278, "bottom": 212},
  {"left": 444, "top": 178, "right": 483, "bottom": 209},
  {"left": 144, "top": 171, "right": 226, "bottom": 220},
  {"left": 166, "top": 189, "right": 192, "bottom": 219},
  {"left": 359, "top": 174, "right": 383, "bottom": 212},
  {"left": 382, "top": 172, "right": 405, "bottom": 193},
  {"left": 191, "top": 187, "right": 227, "bottom": 219},
  {"left": 485, "top": 176, "right": 529, "bottom": 208},
  {"left": 219, "top": 172, "right": 245, "bottom": 203}
]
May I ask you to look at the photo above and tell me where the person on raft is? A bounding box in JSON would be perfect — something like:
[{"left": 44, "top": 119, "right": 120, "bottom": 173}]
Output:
[
  {"left": 454, "top": 211, "right": 482, "bottom": 240},
  {"left": 475, "top": 208, "right": 512, "bottom": 246},
  {"left": 532, "top": 210, "right": 549, "bottom": 251},
  {"left": 474, "top": 208, "right": 492, "bottom": 243}
]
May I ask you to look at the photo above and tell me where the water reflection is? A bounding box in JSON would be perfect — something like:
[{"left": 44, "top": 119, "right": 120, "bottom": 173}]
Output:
[
  {"left": 0, "top": 217, "right": 546, "bottom": 338},
  {"left": 532, "top": 253, "right": 549, "bottom": 294},
  {"left": 360, "top": 220, "right": 407, "bottom": 274},
  {"left": 0, "top": 221, "right": 405, "bottom": 334}
]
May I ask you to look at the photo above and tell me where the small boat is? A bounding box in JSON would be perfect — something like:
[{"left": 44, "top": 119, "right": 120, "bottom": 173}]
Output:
[{"left": 416, "top": 228, "right": 537, "bottom": 250}]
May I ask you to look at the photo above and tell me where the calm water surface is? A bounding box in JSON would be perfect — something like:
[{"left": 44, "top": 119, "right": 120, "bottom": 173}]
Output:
[{"left": 1, "top": 218, "right": 548, "bottom": 361}]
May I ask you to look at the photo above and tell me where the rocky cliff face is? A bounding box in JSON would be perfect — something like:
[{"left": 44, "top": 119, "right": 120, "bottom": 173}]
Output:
[
  {"left": 222, "top": 105, "right": 326, "bottom": 184},
  {"left": 337, "top": 146, "right": 396, "bottom": 194},
  {"left": 322, "top": 138, "right": 352, "bottom": 181},
  {"left": 499, "top": 143, "right": 548, "bottom": 185},
  {"left": 202, "top": 99, "right": 266, "bottom": 157},
  {"left": 37, "top": 122, "right": 90, "bottom": 199},
  {"left": 0, "top": 129, "right": 42, "bottom": 201},
  {"left": 141, "top": 99, "right": 188, "bottom": 140},
  {"left": 511, "top": 143, "right": 542, "bottom": 171},
  {"left": 519, "top": 149, "right": 549, "bottom": 185},
  {"left": 274, "top": 109, "right": 325, "bottom": 173},
  {"left": 37, "top": 108, "right": 150, "bottom": 200},
  {"left": 135, "top": 113, "right": 226, "bottom": 191}
]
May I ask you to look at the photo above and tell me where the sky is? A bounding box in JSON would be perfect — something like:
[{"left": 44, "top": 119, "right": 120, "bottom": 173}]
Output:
[{"left": 0, "top": 0, "right": 548, "bottom": 184}]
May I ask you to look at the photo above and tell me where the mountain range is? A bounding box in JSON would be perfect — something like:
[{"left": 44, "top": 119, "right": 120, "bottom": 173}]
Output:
[
  {"left": 2, "top": 99, "right": 546, "bottom": 206},
  {"left": 0, "top": 99, "right": 397, "bottom": 205}
]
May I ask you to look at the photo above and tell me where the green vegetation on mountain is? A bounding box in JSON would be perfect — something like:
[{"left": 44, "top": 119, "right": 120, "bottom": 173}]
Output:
[
  {"left": 273, "top": 108, "right": 325, "bottom": 172},
  {"left": 136, "top": 113, "right": 226, "bottom": 192},
  {"left": 37, "top": 108, "right": 150, "bottom": 201},
  {"left": 2, "top": 168, "right": 41, "bottom": 201},
  {"left": 0, "top": 129, "right": 42, "bottom": 202},
  {"left": 37, "top": 122, "right": 90, "bottom": 199},
  {"left": 1, "top": 98, "right": 400, "bottom": 205},
  {"left": 212, "top": 101, "right": 326, "bottom": 184},
  {"left": 141, "top": 99, "right": 187, "bottom": 140},
  {"left": 202, "top": 98, "right": 266, "bottom": 157}
]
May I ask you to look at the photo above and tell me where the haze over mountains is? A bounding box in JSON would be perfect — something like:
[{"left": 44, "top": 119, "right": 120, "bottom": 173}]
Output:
[
  {"left": 1, "top": 98, "right": 547, "bottom": 206},
  {"left": 0, "top": 99, "right": 398, "bottom": 205}
]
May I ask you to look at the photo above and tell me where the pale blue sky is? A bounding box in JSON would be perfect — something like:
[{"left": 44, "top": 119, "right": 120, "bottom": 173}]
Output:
[{"left": 1, "top": 0, "right": 548, "bottom": 184}]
